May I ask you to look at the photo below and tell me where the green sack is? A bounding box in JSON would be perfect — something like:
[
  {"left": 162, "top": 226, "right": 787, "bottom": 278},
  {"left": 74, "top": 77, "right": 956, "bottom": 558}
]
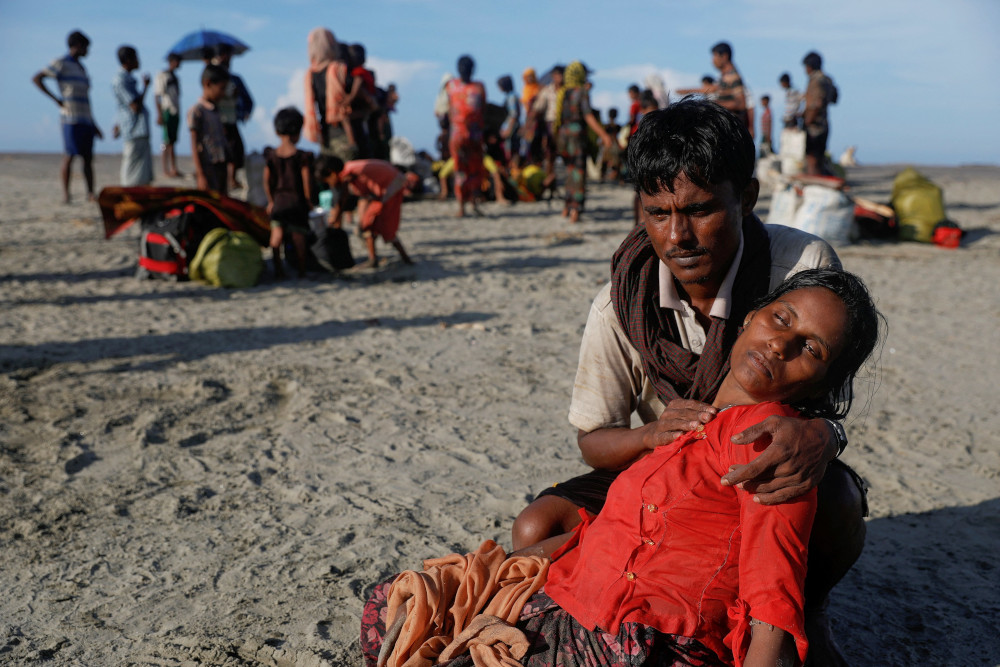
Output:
[
  {"left": 189, "top": 228, "right": 263, "bottom": 288},
  {"left": 890, "top": 168, "right": 946, "bottom": 243}
]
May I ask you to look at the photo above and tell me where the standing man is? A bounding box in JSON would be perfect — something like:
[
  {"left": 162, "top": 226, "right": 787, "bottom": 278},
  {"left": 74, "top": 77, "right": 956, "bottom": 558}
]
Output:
[
  {"left": 214, "top": 43, "right": 254, "bottom": 191},
  {"left": 32, "top": 30, "right": 104, "bottom": 203},
  {"left": 710, "top": 41, "right": 748, "bottom": 127},
  {"left": 155, "top": 52, "right": 183, "bottom": 178},
  {"left": 111, "top": 45, "right": 153, "bottom": 186},
  {"left": 779, "top": 72, "right": 803, "bottom": 129},
  {"left": 802, "top": 51, "right": 838, "bottom": 176}
]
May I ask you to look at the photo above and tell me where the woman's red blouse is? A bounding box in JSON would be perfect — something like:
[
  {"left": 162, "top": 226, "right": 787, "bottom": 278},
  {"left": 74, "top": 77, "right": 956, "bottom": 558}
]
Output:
[{"left": 545, "top": 402, "right": 816, "bottom": 665}]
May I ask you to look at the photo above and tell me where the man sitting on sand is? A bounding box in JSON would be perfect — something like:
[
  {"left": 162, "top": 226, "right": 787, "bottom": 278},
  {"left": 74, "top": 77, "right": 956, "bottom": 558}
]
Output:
[{"left": 512, "top": 98, "right": 866, "bottom": 664}]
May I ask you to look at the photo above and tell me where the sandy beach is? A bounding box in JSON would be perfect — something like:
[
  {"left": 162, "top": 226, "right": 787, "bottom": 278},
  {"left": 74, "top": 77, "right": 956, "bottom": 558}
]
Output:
[{"left": 1, "top": 152, "right": 998, "bottom": 666}]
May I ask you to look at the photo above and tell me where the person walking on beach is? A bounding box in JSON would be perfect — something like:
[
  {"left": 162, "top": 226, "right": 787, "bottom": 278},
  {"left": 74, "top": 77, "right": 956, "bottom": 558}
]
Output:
[
  {"left": 111, "top": 46, "right": 153, "bottom": 187},
  {"left": 32, "top": 30, "right": 104, "bottom": 203},
  {"left": 155, "top": 52, "right": 183, "bottom": 178},
  {"left": 802, "top": 51, "right": 838, "bottom": 176}
]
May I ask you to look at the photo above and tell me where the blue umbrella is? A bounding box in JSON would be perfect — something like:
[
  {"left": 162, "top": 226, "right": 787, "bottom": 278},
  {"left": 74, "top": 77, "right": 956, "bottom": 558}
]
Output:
[{"left": 167, "top": 29, "right": 249, "bottom": 61}]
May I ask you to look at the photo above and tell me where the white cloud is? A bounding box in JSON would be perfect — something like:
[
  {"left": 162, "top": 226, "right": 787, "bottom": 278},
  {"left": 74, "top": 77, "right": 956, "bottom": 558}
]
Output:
[
  {"left": 366, "top": 57, "right": 439, "bottom": 86},
  {"left": 592, "top": 64, "right": 703, "bottom": 98}
]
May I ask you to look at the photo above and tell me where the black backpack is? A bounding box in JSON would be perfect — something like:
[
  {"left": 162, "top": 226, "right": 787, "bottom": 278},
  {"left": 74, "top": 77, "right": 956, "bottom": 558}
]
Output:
[{"left": 136, "top": 205, "right": 220, "bottom": 280}]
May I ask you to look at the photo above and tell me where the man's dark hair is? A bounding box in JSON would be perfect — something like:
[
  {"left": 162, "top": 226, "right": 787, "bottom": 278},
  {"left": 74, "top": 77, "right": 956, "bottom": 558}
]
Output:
[
  {"left": 201, "top": 64, "right": 229, "bottom": 86},
  {"left": 628, "top": 84, "right": 640, "bottom": 95},
  {"left": 348, "top": 43, "right": 366, "bottom": 68},
  {"left": 711, "top": 41, "right": 732, "bottom": 59},
  {"left": 750, "top": 268, "right": 883, "bottom": 420},
  {"left": 701, "top": 75, "right": 715, "bottom": 85},
  {"left": 779, "top": 72, "right": 791, "bottom": 85},
  {"left": 67, "top": 31, "right": 90, "bottom": 50},
  {"left": 497, "top": 75, "right": 513, "bottom": 93},
  {"left": 803, "top": 51, "right": 823, "bottom": 71},
  {"left": 761, "top": 95, "right": 770, "bottom": 104},
  {"left": 624, "top": 97, "right": 755, "bottom": 196},
  {"left": 167, "top": 52, "right": 181, "bottom": 64},
  {"left": 117, "top": 45, "right": 137, "bottom": 66},
  {"left": 316, "top": 155, "right": 345, "bottom": 180},
  {"left": 608, "top": 107, "right": 618, "bottom": 119},
  {"left": 201, "top": 46, "right": 215, "bottom": 62},
  {"left": 273, "top": 107, "right": 304, "bottom": 137},
  {"left": 457, "top": 55, "right": 475, "bottom": 82}
]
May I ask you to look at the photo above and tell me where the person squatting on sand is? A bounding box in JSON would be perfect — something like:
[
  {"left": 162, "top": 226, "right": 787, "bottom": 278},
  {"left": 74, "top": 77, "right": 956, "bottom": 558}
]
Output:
[
  {"left": 511, "top": 99, "right": 869, "bottom": 664},
  {"left": 317, "top": 156, "right": 413, "bottom": 268},
  {"left": 32, "top": 30, "right": 105, "bottom": 203},
  {"left": 263, "top": 107, "right": 314, "bottom": 279},
  {"left": 361, "top": 267, "right": 883, "bottom": 666}
]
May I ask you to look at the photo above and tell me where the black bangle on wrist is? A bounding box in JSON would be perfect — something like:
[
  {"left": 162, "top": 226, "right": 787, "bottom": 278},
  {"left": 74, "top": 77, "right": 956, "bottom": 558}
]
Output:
[{"left": 825, "top": 419, "right": 848, "bottom": 458}]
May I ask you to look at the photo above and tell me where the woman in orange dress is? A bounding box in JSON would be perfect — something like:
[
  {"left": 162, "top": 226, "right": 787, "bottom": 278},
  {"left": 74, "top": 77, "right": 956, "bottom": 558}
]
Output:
[{"left": 445, "top": 55, "right": 486, "bottom": 218}]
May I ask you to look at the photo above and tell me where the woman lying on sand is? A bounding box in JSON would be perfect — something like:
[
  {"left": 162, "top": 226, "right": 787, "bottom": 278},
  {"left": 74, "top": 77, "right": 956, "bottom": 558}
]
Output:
[{"left": 362, "top": 267, "right": 882, "bottom": 667}]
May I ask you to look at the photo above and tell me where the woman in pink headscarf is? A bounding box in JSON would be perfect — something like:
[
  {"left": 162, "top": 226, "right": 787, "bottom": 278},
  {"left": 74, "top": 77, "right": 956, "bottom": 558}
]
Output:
[{"left": 303, "top": 27, "right": 356, "bottom": 160}]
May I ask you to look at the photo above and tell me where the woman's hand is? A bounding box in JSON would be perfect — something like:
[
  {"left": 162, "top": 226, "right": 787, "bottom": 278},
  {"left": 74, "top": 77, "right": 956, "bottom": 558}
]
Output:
[{"left": 722, "top": 416, "right": 838, "bottom": 504}]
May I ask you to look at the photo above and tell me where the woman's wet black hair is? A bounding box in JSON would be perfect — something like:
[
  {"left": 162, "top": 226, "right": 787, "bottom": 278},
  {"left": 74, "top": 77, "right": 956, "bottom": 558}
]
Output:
[
  {"left": 624, "top": 97, "right": 755, "bottom": 196},
  {"left": 457, "top": 55, "right": 475, "bottom": 82},
  {"left": 749, "top": 268, "right": 884, "bottom": 420},
  {"left": 315, "top": 155, "right": 345, "bottom": 180},
  {"left": 497, "top": 75, "right": 513, "bottom": 93},
  {"left": 273, "top": 107, "right": 304, "bottom": 137}
]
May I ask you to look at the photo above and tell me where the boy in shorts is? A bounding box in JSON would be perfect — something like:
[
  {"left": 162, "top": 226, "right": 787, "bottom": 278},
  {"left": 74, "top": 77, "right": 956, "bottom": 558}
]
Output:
[
  {"left": 155, "top": 53, "right": 183, "bottom": 178},
  {"left": 32, "top": 30, "right": 104, "bottom": 203}
]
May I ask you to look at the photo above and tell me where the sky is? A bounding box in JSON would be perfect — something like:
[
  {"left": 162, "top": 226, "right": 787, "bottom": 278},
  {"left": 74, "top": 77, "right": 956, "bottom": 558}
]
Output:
[{"left": 2, "top": 0, "right": 999, "bottom": 166}]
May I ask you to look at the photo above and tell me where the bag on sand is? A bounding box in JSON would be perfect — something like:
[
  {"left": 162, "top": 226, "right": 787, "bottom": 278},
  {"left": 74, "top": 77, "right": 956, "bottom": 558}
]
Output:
[
  {"left": 307, "top": 208, "right": 355, "bottom": 272},
  {"left": 767, "top": 182, "right": 854, "bottom": 245},
  {"left": 890, "top": 168, "right": 946, "bottom": 243},
  {"left": 136, "top": 204, "right": 218, "bottom": 281},
  {"left": 189, "top": 228, "right": 263, "bottom": 288}
]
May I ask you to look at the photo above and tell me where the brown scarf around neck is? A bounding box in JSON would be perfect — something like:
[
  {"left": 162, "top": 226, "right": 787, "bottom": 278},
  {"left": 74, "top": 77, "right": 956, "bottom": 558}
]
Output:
[{"left": 611, "top": 215, "right": 771, "bottom": 404}]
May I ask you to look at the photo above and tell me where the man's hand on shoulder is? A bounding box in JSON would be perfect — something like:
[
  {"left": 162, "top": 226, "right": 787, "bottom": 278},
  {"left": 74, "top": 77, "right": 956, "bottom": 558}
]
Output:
[
  {"left": 721, "top": 415, "right": 837, "bottom": 505},
  {"left": 647, "top": 399, "right": 718, "bottom": 449}
]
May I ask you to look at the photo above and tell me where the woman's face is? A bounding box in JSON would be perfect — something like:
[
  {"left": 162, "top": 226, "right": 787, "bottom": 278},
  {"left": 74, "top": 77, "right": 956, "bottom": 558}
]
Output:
[{"left": 726, "top": 286, "right": 849, "bottom": 405}]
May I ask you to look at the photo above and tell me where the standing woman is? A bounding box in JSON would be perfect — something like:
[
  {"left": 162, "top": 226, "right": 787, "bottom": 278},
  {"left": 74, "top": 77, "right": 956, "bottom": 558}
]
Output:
[
  {"left": 555, "top": 61, "right": 611, "bottom": 223},
  {"left": 497, "top": 75, "right": 521, "bottom": 167},
  {"left": 445, "top": 55, "right": 486, "bottom": 218},
  {"left": 520, "top": 67, "right": 542, "bottom": 166},
  {"left": 303, "top": 27, "right": 355, "bottom": 161}
]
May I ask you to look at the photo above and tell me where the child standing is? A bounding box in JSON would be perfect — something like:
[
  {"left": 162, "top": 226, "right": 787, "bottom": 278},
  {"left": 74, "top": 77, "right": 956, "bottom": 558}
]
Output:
[
  {"left": 759, "top": 94, "right": 774, "bottom": 155},
  {"left": 187, "top": 64, "right": 230, "bottom": 195},
  {"left": 317, "top": 156, "right": 413, "bottom": 269},
  {"left": 263, "top": 107, "right": 314, "bottom": 278}
]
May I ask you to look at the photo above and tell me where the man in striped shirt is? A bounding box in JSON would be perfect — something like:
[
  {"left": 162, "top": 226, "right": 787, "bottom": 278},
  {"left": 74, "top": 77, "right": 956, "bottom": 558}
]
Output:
[{"left": 32, "top": 30, "right": 104, "bottom": 203}]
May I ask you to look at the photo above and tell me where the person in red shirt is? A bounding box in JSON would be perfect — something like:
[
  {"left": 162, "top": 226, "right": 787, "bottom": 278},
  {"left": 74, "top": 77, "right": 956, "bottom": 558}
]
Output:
[
  {"left": 361, "top": 267, "right": 882, "bottom": 666},
  {"left": 319, "top": 156, "right": 413, "bottom": 268}
]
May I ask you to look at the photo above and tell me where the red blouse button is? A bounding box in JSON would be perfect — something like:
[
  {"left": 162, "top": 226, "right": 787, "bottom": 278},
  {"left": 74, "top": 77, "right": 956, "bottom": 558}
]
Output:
[
  {"left": 625, "top": 571, "right": 636, "bottom": 581},
  {"left": 646, "top": 503, "right": 658, "bottom": 512}
]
